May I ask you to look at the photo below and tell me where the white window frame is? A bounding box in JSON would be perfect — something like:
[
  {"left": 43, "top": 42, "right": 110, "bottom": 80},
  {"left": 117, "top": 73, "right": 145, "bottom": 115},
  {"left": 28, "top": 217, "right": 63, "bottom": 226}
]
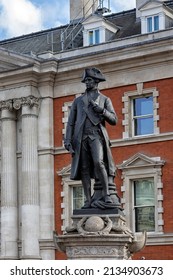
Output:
[
  {"left": 146, "top": 14, "right": 159, "bottom": 33},
  {"left": 118, "top": 153, "right": 165, "bottom": 235},
  {"left": 132, "top": 95, "right": 154, "bottom": 137},
  {"left": 62, "top": 101, "right": 73, "bottom": 138},
  {"left": 122, "top": 84, "right": 159, "bottom": 139}
]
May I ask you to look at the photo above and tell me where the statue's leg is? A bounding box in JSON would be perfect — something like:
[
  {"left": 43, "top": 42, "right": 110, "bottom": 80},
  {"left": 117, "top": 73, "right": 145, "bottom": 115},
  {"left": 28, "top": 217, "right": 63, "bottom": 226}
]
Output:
[
  {"left": 90, "top": 138, "right": 112, "bottom": 203},
  {"left": 80, "top": 139, "right": 92, "bottom": 208}
]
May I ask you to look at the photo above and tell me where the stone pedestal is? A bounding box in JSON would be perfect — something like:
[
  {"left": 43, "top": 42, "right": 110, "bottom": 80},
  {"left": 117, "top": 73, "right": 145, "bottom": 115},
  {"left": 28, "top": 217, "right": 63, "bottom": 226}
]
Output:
[
  {"left": 54, "top": 209, "right": 146, "bottom": 260},
  {"left": 56, "top": 234, "right": 133, "bottom": 260}
]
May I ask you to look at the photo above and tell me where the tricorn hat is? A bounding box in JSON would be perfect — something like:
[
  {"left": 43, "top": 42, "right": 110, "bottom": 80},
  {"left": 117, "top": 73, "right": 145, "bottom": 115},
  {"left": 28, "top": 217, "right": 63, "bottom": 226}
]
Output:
[{"left": 81, "top": 67, "right": 106, "bottom": 83}]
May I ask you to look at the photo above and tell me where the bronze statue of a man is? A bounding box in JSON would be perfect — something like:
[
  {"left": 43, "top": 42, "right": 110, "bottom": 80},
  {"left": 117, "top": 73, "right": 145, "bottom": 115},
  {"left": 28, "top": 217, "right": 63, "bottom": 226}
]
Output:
[{"left": 64, "top": 68, "right": 119, "bottom": 209}]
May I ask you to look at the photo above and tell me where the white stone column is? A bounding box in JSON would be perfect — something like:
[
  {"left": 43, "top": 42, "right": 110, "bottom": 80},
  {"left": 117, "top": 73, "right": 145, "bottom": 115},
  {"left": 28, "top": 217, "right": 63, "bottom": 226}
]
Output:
[
  {"left": 0, "top": 100, "right": 18, "bottom": 259},
  {"left": 38, "top": 96, "right": 55, "bottom": 260},
  {"left": 20, "top": 96, "right": 41, "bottom": 259}
]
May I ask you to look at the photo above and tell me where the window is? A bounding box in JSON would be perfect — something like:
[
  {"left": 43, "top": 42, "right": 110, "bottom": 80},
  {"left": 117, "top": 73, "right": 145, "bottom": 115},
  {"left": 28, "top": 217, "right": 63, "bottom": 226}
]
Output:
[
  {"left": 122, "top": 84, "right": 159, "bottom": 139},
  {"left": 133, "top": 179, "right": 155, "bottom": 232},
  {"left": 133, "top": 96, "right": 154, "bottom": 136},
  {"left": 147, "top": 15, "right": 159, "bottom": 32},
  {"left": 118, "top": 152, "right": 165, "bottom": 236},
  {"left": 88, "top": 29, "right": 100, "bottom": 45},
  {"left": 72, "top": 186, "right": 85, "bottom": 210},
  {"left": 58, "top": 164, "right": 94, "bottom": 232}
]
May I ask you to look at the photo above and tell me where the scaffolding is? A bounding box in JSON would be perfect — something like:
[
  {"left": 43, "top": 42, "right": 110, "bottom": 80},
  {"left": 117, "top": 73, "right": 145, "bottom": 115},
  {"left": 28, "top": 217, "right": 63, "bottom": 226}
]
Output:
[
  {"left": 48, "top": 0, "right": 111, "bottom": 52},
  {"left": 98, "top": 0, "right": 111, "bottom": 11}
]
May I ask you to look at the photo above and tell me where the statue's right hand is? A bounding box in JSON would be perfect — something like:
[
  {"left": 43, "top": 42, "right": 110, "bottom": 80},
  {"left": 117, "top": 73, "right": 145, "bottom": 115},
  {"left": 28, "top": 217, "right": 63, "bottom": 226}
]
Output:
[{"left": 64, "top": 143, "right": 75, "bottom": 156}]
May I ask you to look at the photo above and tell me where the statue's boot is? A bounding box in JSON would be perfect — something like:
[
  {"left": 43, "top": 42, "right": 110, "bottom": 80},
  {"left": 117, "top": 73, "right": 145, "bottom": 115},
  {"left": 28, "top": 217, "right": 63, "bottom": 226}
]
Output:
[
  {"left": 104, "top": 194, "right": 112, "bottom": 204},
  {"left": 96, "top": 164, "right": 113, "bottom": 204}
]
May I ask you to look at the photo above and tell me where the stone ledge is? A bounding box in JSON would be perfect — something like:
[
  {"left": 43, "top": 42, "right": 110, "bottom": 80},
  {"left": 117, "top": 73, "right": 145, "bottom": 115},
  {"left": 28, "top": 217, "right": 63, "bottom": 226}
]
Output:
[{"left": 146, "top": 233, "right": 173, "bottom": 246}]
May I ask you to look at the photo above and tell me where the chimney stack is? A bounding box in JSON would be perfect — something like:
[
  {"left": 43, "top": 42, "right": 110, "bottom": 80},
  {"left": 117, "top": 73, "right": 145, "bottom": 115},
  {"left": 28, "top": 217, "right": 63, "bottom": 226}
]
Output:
[{"left": 70, "top": 0, "right": 98, "bottom": 22}]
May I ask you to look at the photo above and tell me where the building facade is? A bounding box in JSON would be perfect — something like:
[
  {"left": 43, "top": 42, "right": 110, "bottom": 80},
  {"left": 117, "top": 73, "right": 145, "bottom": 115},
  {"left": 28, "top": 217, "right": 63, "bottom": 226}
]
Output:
[{"left": 0, "top": 0, "right": 173, "bottom": 259}]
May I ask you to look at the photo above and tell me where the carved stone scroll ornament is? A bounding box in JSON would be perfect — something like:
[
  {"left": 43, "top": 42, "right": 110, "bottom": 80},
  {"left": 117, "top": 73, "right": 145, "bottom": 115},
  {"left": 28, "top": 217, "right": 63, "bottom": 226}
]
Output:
[
  {"left": 66, "top": 215, "right": 133, "bottom": 237},
  {"left": 13, "top": 99, "right": 22, "bottom": 110}
]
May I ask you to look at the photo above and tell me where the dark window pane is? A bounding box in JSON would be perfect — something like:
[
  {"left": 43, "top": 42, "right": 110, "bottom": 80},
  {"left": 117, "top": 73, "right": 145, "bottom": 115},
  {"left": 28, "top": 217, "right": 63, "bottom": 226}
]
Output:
[
  {"left": 135, "top": 206, "right": 155, "bottom": 232},
  {"left": 89, "top": 31, "right": 93, "bottom": 45},
  {"left": 134, "top": 179, "right": 155, "bottom": 206},
  {"left": 134, "top": 96, "right": 153, "bottom": 116},
  {"left": 73, "top": 186, "right": 84, "bottom": 210},
  {"left": 154, "top": 16, "right": 159, "bottom": 31},
  {"left": 147, "top": 17, "right": 152, "bottom": 32},
  {"left": 134, "top": 117, "right": 154, "bottom": 135},
  {"left": 95, "top": 29, "right": 100, "bottom": 44}
]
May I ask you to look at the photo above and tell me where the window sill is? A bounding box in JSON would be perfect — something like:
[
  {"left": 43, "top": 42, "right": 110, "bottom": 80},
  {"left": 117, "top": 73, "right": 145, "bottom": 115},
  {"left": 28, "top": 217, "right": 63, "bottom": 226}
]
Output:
[{"left": 111, "top": 132, "right": 173, "bottom": 148}]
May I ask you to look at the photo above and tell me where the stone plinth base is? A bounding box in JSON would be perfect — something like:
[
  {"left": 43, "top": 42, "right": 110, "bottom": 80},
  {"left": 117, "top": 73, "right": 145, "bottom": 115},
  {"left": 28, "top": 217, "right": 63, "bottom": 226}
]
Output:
[
  {"left": 54, "top": 213, "right": 146, "bottom": 260},
  {"left": 55, "top": 233, "right": 133, "bottom": 259}
]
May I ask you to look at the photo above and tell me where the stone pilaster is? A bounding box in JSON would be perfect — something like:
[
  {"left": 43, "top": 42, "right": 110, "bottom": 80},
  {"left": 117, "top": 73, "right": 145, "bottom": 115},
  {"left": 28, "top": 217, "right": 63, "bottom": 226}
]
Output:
[
  {"left": 19, "top": 96, "right": 41, "bottom": 259},
  {"left": 0, "top": 100, "right": 18, "bottom": 259}
]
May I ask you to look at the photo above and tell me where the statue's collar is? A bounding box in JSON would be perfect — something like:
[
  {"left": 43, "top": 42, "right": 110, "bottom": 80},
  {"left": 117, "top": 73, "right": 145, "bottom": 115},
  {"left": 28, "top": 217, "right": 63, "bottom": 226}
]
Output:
[{"left": 82, "top": 90, "right": 100, "bottom": 106}]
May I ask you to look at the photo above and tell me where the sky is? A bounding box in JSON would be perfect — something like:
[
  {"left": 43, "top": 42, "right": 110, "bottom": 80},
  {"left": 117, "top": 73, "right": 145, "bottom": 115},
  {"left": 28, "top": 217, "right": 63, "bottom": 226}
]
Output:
[{"left": 0, "top": 0, "right": 136, "bottom": 40}]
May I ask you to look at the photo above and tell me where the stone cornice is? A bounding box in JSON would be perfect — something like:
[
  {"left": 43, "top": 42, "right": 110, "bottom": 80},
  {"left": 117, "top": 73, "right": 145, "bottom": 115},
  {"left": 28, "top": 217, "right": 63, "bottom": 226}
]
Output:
[
  {"left": 0, "top": 85, "right": 40, "bottom": 101},
  {"left": 0, "top": 60, "right": 58, "bottom": 89},
  {"left": 53, "top": 31, "right": 173, "bottom": 96},
  {"left": 52, "top": 32, "right": 173, "bottom": 73}
]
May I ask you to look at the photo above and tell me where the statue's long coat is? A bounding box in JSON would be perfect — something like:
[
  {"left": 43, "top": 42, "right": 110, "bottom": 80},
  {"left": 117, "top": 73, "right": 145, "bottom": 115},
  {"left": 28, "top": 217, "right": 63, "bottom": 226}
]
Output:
[{"left": 64, "top": 90, "right": 117, "bottom": 180}]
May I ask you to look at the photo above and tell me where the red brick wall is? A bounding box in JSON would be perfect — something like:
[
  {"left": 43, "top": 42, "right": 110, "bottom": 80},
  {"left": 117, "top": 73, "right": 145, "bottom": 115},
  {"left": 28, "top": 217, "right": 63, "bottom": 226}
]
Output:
[
  {"left": 133, "top": 245, "right": 173, "bottom": 260},
  {"left": 54, "top": 77, "right": 173, "bottom": 259}
]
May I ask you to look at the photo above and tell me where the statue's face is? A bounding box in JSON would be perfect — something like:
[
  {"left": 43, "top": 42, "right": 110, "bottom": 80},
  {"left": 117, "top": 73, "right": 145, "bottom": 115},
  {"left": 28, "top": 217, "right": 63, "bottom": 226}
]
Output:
[{"left": 84, "top": 77, "right": 98, "bottom": 90}]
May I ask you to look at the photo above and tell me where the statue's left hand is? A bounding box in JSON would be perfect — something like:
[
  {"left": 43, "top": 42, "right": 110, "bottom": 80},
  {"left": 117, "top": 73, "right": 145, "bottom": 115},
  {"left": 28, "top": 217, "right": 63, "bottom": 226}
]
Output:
[{"left": 90, "top": 100, "right": 103, "bottom": 114}]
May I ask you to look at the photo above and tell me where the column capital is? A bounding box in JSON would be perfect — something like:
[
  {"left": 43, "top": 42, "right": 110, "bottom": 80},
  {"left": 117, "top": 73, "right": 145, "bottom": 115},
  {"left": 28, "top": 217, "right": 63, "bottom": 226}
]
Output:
[
  {"left": 0, "top": 100, "right": 16, "bottom": 120},
  {"left": 0, "top": 96, "right": 41, "bottom": 116},
  {"left": 13, "top": 95, "right": 41, "bottom": 117},
  {"left": 13, "top": 95, "right": 40, "bottom": 110},
  {"left": 0, "top": 99, "right": 13, "bottom": 111}
]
